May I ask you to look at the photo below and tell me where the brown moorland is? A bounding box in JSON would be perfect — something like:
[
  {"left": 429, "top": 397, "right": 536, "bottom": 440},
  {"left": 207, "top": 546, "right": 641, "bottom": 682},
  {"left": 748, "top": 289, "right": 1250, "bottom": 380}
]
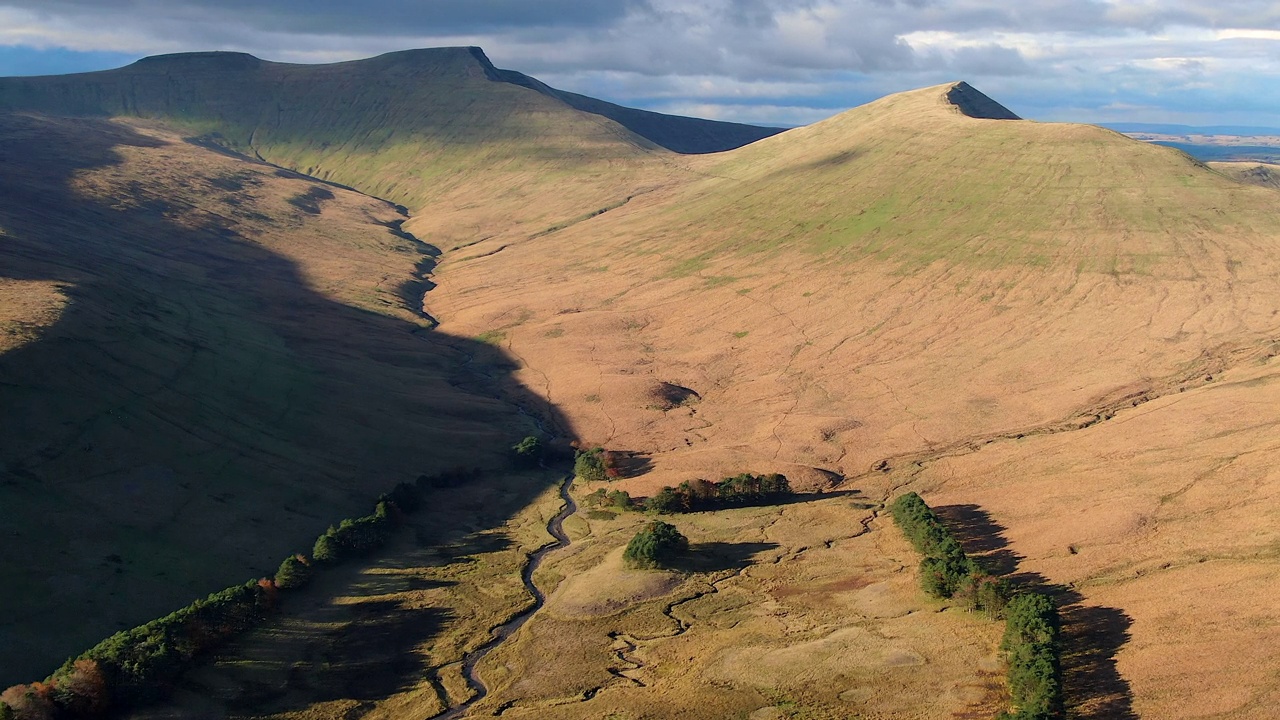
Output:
[
  {"left": 426, "top": 84, "right": 1280, "bottom": 718},
  {"left": 5, "top": 48, "right": 1280, "bottom": 719}
]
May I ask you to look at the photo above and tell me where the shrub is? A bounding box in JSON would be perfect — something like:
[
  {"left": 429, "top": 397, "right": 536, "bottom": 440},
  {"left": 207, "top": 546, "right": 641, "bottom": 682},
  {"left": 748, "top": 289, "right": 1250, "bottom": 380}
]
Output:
[
  {"left": 312, "top": 532, "right": 340, "bottom": 563},
  {"left": 51, "top": 660, "right": 108, "bottom": 718},
  {"left": 606, "top": 489, "right": 634, "bottom": 511},
  {"left": 511, "top": 436, "right": 544, "bottom": 469},
  {"left": 970, "top": 574, "right": 1013, "bottom": 617},
  {"left": 312, "top": 505, "right": 394, "bottom": 566},
  {"left": 624, "top": 521, "right": 689, "bottom": 569},
  {"left": 644, "top": 486, "right": 687, "bottom": 514},
  {"left": 0, "top": 701, "right": 12, "bottom": 720},
  {"left": 274, "top": 555, "right": 312, "bottom": 590},
  {"left": 1, "top": 684, "right": 54, "bottom": 720},
  {"left": 574, "top": 447, "right": 608, "bottom": 481}
]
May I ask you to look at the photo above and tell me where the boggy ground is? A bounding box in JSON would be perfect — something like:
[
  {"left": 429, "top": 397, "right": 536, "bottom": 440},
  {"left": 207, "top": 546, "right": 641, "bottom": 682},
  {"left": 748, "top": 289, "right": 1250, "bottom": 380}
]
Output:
[
  {"left": 470, "top": 489, "right": 1007, "bottom": 720},
  {"left": 126, "top": 470, "right": 571, "bottom": 720}
]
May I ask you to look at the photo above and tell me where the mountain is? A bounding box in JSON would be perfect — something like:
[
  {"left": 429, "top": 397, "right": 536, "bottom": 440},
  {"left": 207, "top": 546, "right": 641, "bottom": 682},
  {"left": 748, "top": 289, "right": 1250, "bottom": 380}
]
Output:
[
  {"left": 4, "top": 55, "right": 1280, "bottom": 718},
  {"left": 1210, "top": 160, "right": 1280, "bottom": 189},
  {"left": 0, "top": 47, "right": 780, "bottom": 245},
  {"left": 425, "top": 81, "right": 1280, "bottom": 718}
]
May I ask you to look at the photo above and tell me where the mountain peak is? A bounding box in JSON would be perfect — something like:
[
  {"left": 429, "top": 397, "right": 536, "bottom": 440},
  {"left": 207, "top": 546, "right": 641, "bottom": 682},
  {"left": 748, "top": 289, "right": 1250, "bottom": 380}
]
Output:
[{"left": 946, "top": 81, "right": 1020, "bottom": 120}]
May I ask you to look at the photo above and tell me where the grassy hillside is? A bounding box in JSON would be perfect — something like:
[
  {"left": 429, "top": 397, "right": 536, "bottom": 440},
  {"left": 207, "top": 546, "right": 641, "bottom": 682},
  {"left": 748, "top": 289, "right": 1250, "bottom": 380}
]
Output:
[
  {"left": 425, "top": 82, "right": 1280, "bottom": 718},
  {"left": 1210, "top": 160, "right": 1280, "bottom": 190},
  {"left": 614, "top": 82, "right": 1280, "bottom": 269},
  {"left": 0, "top": 48, "right": 780, "bottom": 246},
  {"left": 0, "top": 113, "right": 567, "bottom": 685}
]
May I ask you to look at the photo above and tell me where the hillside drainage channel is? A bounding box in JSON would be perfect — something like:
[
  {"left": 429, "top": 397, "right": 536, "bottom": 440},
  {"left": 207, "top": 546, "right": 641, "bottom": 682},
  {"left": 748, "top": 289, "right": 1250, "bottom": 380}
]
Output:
[{"left": 429, "top": 474, "right": 578, "bottom": 719}]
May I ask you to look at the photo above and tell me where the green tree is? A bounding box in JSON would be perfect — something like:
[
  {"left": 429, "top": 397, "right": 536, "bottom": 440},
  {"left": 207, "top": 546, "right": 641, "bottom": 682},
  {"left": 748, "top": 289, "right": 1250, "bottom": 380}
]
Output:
[
  {"left": 606, "top": 489, "right": 633, "bottom": 511},
  {"left": 0, "top": 701, "right": 14, "bottom": 720},
  {"left": 274, "top": 554, "right": 313, "bottom": 590},
  {"left": 1001, "top": 593, "right": 1063, "bottom": 719},
  {"left": 623, "top": 520, "right": 689, "bottom": 569},
  {"left": 312, "top": 532, "right": 341, "bottom": 563},
  {"left": 644, "top": 486, "right": 685, "bottom": 514},
  {"left": 574, "top": 447, "right": 608, "bottom": 481},
  {"left": 511, "top": 436, "right": 544, "bottom": 468}
]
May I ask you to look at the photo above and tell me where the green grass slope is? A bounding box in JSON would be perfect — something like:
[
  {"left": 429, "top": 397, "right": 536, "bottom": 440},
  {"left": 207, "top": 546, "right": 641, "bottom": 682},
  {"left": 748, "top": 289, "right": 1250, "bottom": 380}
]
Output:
[
  {"left": 0, "top": 47, "right": 778, "bottom": 240},
  {"left": 620, "top": 82, "right": 1280, "bottom": 272}
]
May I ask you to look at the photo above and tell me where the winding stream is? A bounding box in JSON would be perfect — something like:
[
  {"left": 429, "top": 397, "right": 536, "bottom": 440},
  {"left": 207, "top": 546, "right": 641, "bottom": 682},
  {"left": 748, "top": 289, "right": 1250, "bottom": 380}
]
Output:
[{"left": 429, "top": 474, "right": 578, "bottom": 720}]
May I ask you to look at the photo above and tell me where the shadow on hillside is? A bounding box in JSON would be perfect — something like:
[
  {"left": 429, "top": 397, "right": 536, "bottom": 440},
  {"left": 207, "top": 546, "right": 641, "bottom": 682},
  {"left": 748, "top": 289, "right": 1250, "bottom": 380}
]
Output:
[
  {"left": 274, "top": 602, "right": 454, "bottom": 707},
  {"left": 671, "top": 541, "right": 781, "bottom": 573},
  {"left": 610, "top": 451, "right": 653, "bottom": 479},
  {"left": 772, "top": 488, "right": 864, "bottom": 507},
  {"left": 0, "top": 113, "right": 571, "bottom": 701},
  {"left": 934, "top": 505, "right": 1137, "bottom": 720}
]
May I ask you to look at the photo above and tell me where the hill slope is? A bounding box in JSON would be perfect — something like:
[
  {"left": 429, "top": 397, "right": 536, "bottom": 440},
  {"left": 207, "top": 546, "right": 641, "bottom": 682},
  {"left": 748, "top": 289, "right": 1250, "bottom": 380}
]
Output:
[
  {"left": 426, "top": 81, "right": 1280, "bottom": 718},
  {"left": 0, "top": 47, "right": 779, "bottom": 243},
  {"left": 6, "top": 59, "right": 1280, "bottom": 717},
  {"left": 0, "top": 113, "right": 568, "bottom": 684}
]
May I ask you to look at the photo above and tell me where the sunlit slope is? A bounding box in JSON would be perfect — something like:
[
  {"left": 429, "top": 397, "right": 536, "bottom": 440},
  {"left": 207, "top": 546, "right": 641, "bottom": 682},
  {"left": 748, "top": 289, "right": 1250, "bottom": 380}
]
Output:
[
  {"left": 424, "top": 81, "right": 1280, "bottom": 717},
  {"left": 437, "top": 81, "right": 1280, "bottom": 470},
  {"left": 626, "top": 82, "right": 1280, "bottom": 269},
  {"left": 0, "top": 48, "right": 683, "bottom": 242}
]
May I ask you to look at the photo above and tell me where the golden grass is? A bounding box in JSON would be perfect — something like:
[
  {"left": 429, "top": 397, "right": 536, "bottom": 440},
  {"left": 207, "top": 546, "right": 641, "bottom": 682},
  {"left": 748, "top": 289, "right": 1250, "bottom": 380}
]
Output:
[
  {"left": 467, "top": 492, "right": 1007, "bottom": 719},
  {"left": 423, "top": 84, "right": 1280, "bottom": 716}
]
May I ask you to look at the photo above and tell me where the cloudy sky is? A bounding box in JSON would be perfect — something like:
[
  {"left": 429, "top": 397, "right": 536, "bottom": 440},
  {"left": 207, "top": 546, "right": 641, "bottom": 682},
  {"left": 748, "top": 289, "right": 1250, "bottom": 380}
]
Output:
[{"left": 1, "top": 0, "right": 1279, "bottom": 128}]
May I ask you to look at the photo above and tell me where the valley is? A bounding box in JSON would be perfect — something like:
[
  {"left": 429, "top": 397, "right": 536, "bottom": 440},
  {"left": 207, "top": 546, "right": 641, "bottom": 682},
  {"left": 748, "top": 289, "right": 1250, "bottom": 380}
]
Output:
[{"left": 3, "top": 46, "right": 1280, "bottom": 719}]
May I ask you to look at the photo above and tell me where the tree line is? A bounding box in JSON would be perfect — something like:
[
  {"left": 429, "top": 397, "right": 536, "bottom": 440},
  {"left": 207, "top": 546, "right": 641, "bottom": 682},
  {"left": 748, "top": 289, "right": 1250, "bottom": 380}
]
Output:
[
  {"left": 581, "top": 472, "right": 793, "bottom": 514},
  {"left": 647, "top": 473, "right": 792, "bottom": 513},
  {"left": 0, "top": 469, "right": 472, "bottom": 720},
  {"left": 889, "top": 492, "right": 1062, "bottom": 720}
]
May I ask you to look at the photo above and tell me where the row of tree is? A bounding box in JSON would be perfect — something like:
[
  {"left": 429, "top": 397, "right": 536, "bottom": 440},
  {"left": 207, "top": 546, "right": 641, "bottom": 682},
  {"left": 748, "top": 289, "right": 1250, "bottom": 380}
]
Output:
[
  {"left": 2, "top": 579, "right": 278, "bottom": 720},
  {"left": 648, "top": 473, "right": 792, "bottom": 513},
  {"left": 1, "top": 474, "right": 451, "bottom": 720},
  {"left": 889, "top": 492, "right": 1062, "bottom": 719},
  {"left": 1001, "top": 593, "right": 1064, "bottom": 720},
  {"left": 889, "top": 492, "right": 1009, "bottom": 613}
]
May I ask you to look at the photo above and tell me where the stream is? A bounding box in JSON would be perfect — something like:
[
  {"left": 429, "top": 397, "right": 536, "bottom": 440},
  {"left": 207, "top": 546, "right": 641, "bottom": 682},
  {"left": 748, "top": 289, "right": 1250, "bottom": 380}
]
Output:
[{"left": 428, "top": 473, "right": 578, "bottom": 720}]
